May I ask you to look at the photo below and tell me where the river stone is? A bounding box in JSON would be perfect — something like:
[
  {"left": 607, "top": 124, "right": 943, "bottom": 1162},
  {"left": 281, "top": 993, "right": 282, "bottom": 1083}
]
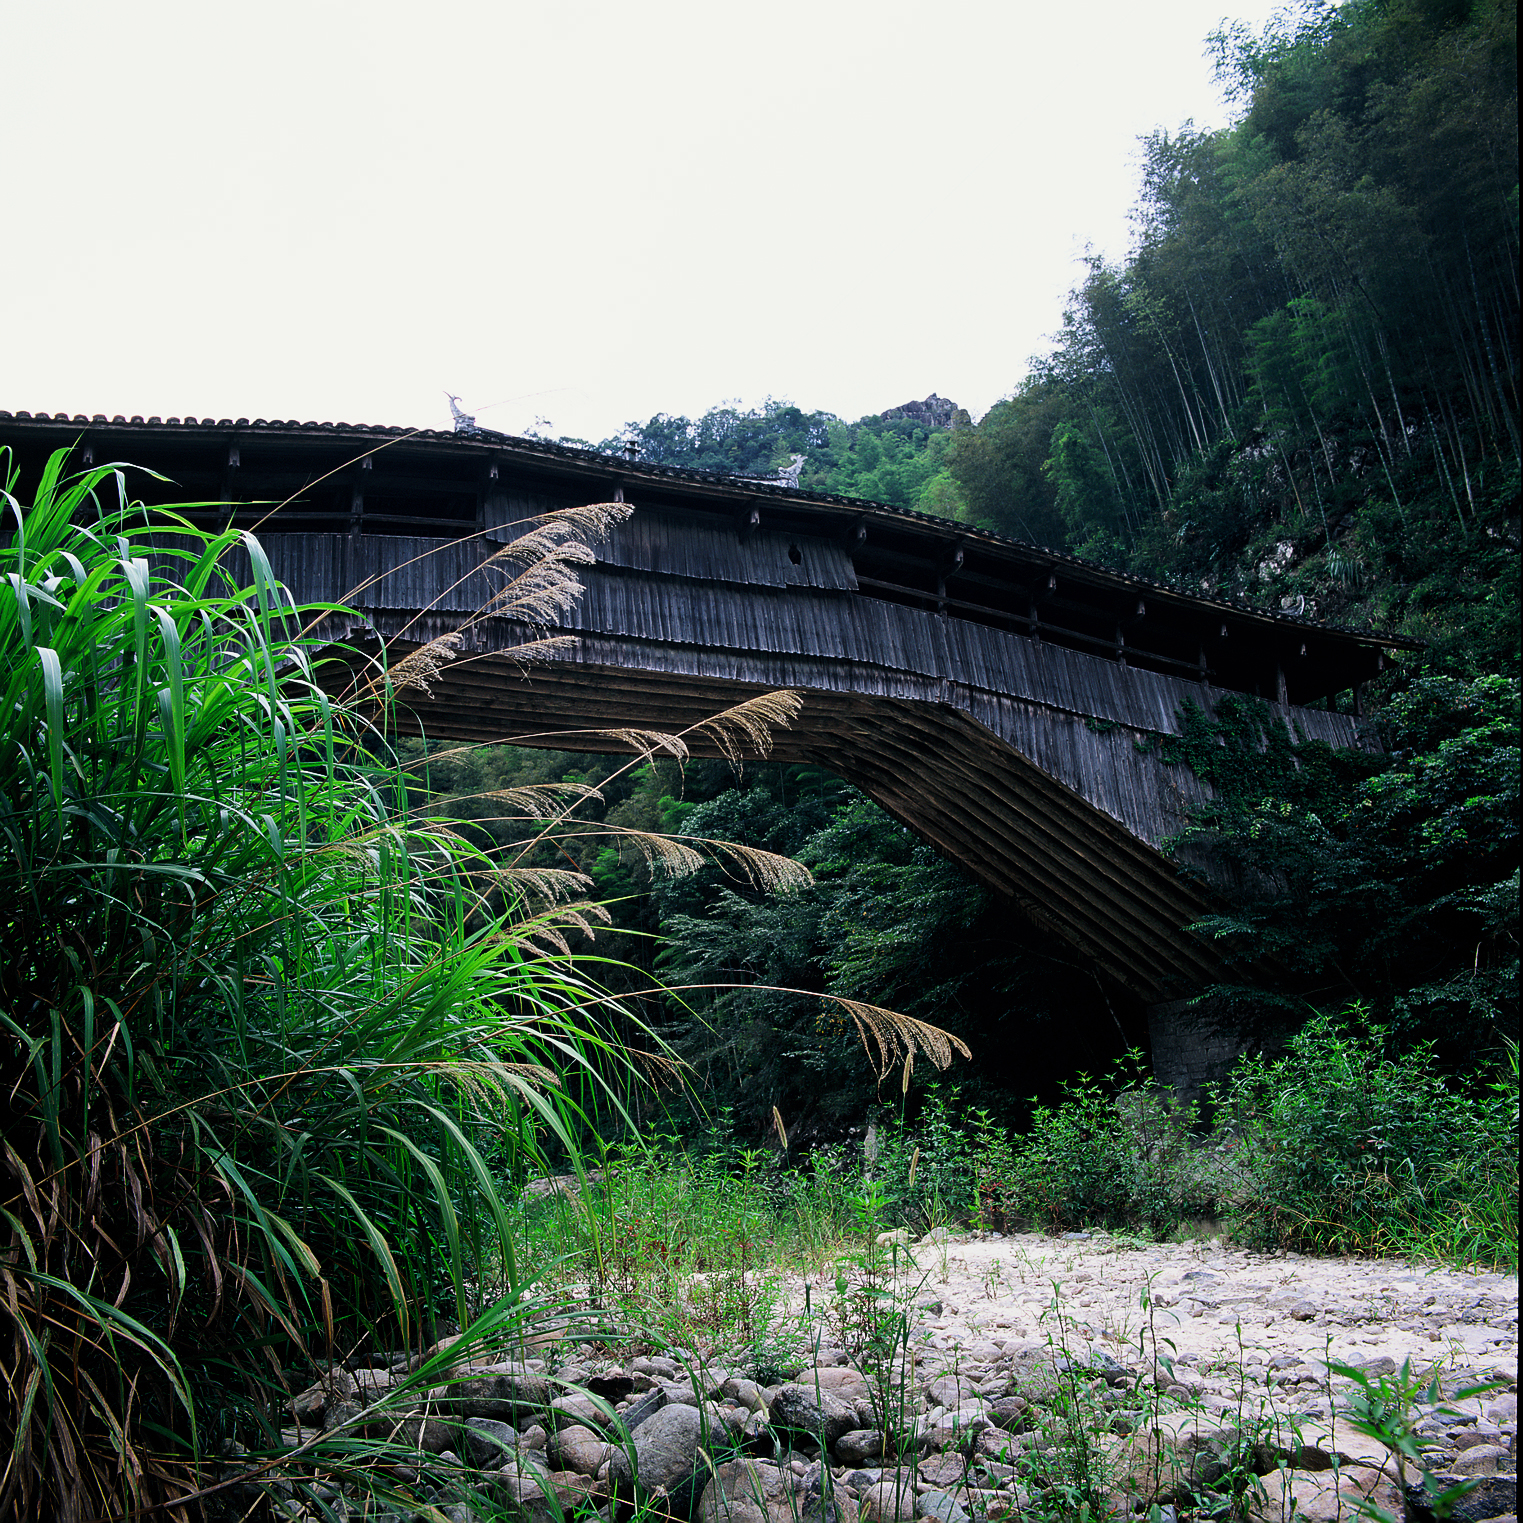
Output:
[
  {"left": 798, "top": 1366, "right": 866, "bottom": 1391},
  {"left": 723, "top": 1378, "right": 767, "bottom": 1413},
  {"left": 366, "top": 1409, "right": 458, "bottom": 1454},
  {"left": 495, "top": 1448, "right": 550, "bottom": 1483},
  {"left": 842, "top": 1468, "right": 883, "bottom": 1491},
  {"left": 796, "top": 1460, "right": 854, "bottom": 1523},
  {"left": 551, "top": 1391, "right": 613, "bottom": 1430},
  {"left": 926, "top": 1374, "right": 976, "bottom": 1408},
  {"left": 1248, "top": 1467, "right": 1402, "bottom": 1522},
  {"left": 834, "top": 1429, "right": 884, "bottom": 1465},
  {"left": 445, "top": 1370, "right": 553, "bottom": 1420},
  {"left": 587, "top": 1372, "right": 635, "bottom": 1404},
  {"left": 739, "top": 1408, "right": 774, "bottom": 1453},
  {"left": 917, "top": 1491, "right": 970, "bottom": 1523},
  {"left": 704, "top": 1459, "right": 816, "bottom": 1523},
  {"left": 976, "top": 1427, "right": 1019, "bottom": 1462},
  {"left": 550, "top": 1422, "right": 609, "bottom": 1476},
  {"left": 412, "top": 1333, "right": 467, "bottom": 1371},
  {"left": 353, "top": 1367, "right": 393, "bottom": 1400},
  {"left": 547, "top": 1470, "right": 600, "bottom": 1508},
  {"left": 697, "top": 1458, "right": 772, "bottom": 1523},
  {"left": 461, "top": 1416, "right": 518, "bottom": 1468},
  {"left": 289, "top": 1367, "right": 357, "bottom": 1424},
  {"left": 321, "top": 1394, "right": 366, "bottom": 1438},
  {"left": 918, "top": 1454, "right": 967, "bottom": 1489},
  {"left": 1404, "top": 1473, "right": 1516, "bottom": 1522},
  {"left": 1008, "top": 1358, "right": 1063, "bottom": 1404},
  {"left": 986, "top": 1396, "right": 1028, "bottom": 1431},
  {"left": 619, "top": 1386, "right": 668, "bottom": 1434},
  {"left": 1099, "top": 1431, "right": 1190, "bottom": 1506},
  {"left": 606, "top": 1400, "right": 705, "bottom": 1513},
  {"left": 770, "top": 1383, "right": 859, "bottom": 1446},
  {"left": 634, "top": 1355, "right": 680, "bottom": 1379},
  {"left": 1447, "top": 1443, "right": 1512, "bottom": 1476},
  {"left": 860, "top": 1475, "right": 919, "bottom": 1523},
  {"left": 1084, "top": 1347, "right": 1131, "bottom": 1385},
  {"left": 491, "top": 1469, "right": 559, "bottom": 1523},
  {"left": 945, "top": 1399, "right": 991, "bottom": 1426}
]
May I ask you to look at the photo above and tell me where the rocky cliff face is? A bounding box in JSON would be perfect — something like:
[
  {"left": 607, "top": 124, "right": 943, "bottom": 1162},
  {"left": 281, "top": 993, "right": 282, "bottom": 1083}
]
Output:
[{"left": 880, "top": 393, "right": 960, "bottom": 430}]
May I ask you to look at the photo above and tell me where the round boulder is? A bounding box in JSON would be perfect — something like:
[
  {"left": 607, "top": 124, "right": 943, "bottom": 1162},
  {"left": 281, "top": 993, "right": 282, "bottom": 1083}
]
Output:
[{"left": 606, "top": 1400, "right": 705, "bottom": 1514}]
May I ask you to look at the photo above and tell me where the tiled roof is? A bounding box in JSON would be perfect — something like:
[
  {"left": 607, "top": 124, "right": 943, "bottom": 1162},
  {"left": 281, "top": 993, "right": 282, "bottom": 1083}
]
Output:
[{"left": 0, "top": 409, "right": 1421, "bottom": 651}]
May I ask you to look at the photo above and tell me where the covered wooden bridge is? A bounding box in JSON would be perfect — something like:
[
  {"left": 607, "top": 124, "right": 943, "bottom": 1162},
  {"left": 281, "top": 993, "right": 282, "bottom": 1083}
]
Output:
[{"left": 1, "top": 411, "right": 1414, "bottom": 1005}]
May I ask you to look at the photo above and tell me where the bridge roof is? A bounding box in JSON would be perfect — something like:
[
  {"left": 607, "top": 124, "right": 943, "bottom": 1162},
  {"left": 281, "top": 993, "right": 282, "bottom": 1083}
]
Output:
[{"left": 0, "top": 410, "right": 1418, "bottom": 702}]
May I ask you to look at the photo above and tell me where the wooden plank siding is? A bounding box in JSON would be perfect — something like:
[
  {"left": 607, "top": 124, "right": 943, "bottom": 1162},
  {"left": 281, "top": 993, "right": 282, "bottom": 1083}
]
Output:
[{"left": 277, "top": 525, "right": 1366, "bottom": 999}]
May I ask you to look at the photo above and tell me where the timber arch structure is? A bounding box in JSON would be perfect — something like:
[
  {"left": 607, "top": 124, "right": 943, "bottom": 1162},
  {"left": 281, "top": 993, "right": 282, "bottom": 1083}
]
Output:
[{"left": 1, "top": 411, "right": 1418, "bottom": 1002}]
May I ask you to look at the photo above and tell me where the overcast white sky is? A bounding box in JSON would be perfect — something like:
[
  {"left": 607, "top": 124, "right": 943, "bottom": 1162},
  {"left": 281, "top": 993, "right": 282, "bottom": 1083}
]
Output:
[{"left": 4, "top": 1, "right": 1288, "bottom": 442}]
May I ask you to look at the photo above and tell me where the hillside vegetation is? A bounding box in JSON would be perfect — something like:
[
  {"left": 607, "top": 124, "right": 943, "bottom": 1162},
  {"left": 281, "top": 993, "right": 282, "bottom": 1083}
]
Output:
[
  {"left": 572, "top": 397, "right": 971, "bottom": 519},
  {"left": 948, "top": 0, "right": 1517, "bottom": 684},
  {"left": 2, "top": 2, "right": 1510, "bottom": 1510},
  {"left": 2, "top": 4, "right": 1516, "bottom": 1515}
]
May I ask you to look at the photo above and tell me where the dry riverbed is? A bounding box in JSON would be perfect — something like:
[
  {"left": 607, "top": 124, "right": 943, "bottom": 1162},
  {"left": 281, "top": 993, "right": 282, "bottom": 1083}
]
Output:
[
  {"left": 813, "top": 1227, "right": 1518, "bottom": 1407},
  {"left": 260, "top": 1228, "right": 1518, "bottom": 1522}
]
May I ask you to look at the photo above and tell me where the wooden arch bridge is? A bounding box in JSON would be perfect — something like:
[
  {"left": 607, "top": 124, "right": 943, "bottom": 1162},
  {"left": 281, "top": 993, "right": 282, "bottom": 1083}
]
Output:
[{"left": 2, "top": 411, "right": 1414, "bottom": 1005}]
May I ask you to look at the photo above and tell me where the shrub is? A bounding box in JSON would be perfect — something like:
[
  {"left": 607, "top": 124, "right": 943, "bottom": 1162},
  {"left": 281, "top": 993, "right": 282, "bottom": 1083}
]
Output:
[
  {"left": 870, "top": 1085, "right": 988, "bottom": 1231},
  {"left": 862, "top": 1068, "right": 1226, "bottom": 1240},
  {"left": 0, "top": 450, "right": 954, "bottom": 1517},
  {"left": 982, "top": 1058, "right": 1228, "bottom": 1236},
  {"left": 1220, "top": 1010, "right": 1519, "bottom": 1267}
]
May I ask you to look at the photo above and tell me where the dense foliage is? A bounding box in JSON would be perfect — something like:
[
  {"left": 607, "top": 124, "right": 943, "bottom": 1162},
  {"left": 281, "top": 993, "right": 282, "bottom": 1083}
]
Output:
[
  {"left": 857, "top": 1018, "right": 1516, "bottom": 1271},
  {"left": 0, "top": 457, "right": 969, "bottom": 1516},
  {"left": 652, "top": 783, "right": 1127, "bottom": 1137},
  {"left": 946, "top": 0, "right": 1517, "bottom": 676},
  {"left": 1173, "top": 674, "right": 1518, "bottom": 1061},
  {"left": 1220, "top": 1012, "right": 1518, "bottom": 1262},
  {"left": 521, "top": 0, "right": 1522, "bottom": 1142},
  {"left": 413, "top": 651, "right": 1517, "bottom": 1149},
  {"left": 4, "top": 7, "right": 1516, "bottom": 1517},
  {"left": 411, "top": 750, "right": 1142, "bottom": 1140}
]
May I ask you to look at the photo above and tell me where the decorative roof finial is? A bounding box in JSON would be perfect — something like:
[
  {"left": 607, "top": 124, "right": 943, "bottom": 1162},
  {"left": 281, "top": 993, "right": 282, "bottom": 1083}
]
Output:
[{"left": 446, "top": 392, "right": 480, "bottom": 436}]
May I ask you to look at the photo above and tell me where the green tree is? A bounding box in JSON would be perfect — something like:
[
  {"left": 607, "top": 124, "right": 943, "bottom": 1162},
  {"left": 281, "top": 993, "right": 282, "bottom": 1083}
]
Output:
[{"left": 1174, "top": 676, "right": 1519, "bottom": 1062}]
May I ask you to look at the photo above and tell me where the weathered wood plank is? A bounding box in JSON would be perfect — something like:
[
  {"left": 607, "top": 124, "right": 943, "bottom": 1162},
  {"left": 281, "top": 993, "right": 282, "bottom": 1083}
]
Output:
[{"left": 188, "top": 527, "right": 1373, "bottom": 1001}]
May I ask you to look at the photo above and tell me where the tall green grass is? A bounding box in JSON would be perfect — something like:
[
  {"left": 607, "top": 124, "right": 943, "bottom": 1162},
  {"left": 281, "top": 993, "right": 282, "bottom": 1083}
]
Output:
[
  {"left": 514, "top": 1133, "right": 859, "bottom": 1368},
  {"left": 0, "top": 451, "right": 647, "bottom": 1520}
]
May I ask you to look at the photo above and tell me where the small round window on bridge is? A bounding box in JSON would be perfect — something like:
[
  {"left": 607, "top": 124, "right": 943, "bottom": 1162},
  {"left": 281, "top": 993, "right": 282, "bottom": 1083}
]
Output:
[{"left": 788, "top": 543, "right": 802, "bottom": 565}]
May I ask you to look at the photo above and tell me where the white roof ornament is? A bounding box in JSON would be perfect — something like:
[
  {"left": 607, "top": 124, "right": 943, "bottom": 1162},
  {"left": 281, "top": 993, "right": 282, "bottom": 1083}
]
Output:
[
  {"left": 737, "top": 452, "right": 807, "bottom": 491},
  {"left": 446, "top": 392, "right": 480, "bottom": 436}
]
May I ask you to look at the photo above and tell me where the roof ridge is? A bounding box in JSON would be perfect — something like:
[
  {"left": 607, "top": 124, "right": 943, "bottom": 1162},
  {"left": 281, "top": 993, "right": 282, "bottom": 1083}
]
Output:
[{"left": 0, "top": 410, "right": 1421, "bottom": 648}]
